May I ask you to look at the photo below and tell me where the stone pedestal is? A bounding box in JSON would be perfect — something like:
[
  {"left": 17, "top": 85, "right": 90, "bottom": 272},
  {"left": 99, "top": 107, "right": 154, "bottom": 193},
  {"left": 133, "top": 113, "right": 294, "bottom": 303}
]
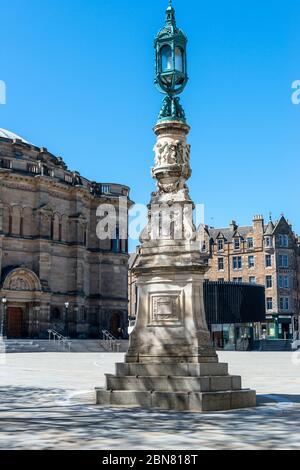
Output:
[{"left": 96, "top": 120, "right": 256, "bottom": 412}]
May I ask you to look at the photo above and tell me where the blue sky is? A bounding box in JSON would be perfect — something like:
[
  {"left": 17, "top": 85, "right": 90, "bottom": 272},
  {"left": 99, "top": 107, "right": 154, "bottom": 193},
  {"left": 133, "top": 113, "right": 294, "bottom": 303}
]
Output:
[{"left": 1, "top": 0, "right": 300, "bottom": 246}]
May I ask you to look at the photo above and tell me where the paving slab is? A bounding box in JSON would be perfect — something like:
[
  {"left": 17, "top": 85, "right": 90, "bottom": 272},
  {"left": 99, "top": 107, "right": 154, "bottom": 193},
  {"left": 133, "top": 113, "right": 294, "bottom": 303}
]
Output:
[{"left": 0, "top": 351, "right": 300, "bottom": 449}]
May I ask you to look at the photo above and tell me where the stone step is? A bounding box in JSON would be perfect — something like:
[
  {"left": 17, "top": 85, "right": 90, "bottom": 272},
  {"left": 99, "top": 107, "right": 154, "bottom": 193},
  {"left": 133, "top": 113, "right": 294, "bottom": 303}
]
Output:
[
  {"left": 95, "top": 388, "right": 256, "bottom": 412},
  {"left": 106, "top": 374, "right": 242, "bottom": 393},
  {"left": 116, "top": 362, "right": 229, "bottom": 377},
  {"left": 5, "top": 341, "right": 35, "bottom": 346}
]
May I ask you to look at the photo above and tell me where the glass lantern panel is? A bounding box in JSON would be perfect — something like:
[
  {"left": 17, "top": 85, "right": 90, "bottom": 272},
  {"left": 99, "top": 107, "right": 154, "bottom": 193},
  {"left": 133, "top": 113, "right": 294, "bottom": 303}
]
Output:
[
  {"left": 160, "top": 45, "right": 173, "bottom": 72},
  {"left": 175, "top": 47, "right": 183, "bottom": 72}
]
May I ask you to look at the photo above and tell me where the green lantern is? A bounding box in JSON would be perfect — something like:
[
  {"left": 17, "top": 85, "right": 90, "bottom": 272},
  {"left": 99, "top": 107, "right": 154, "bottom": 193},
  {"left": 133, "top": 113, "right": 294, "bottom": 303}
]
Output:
[{"left": 154, "top": 1, "right": 188, "bottom": 122}]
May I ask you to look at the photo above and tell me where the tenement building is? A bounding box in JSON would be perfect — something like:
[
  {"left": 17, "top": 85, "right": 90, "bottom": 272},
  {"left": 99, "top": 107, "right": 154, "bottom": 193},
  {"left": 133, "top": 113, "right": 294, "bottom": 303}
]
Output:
[
  {"left": 200, "top": 215, "right": 300, "bottom": 340},
  {"left": 0, "top": 128, "right": 132, "bottom": 339}
]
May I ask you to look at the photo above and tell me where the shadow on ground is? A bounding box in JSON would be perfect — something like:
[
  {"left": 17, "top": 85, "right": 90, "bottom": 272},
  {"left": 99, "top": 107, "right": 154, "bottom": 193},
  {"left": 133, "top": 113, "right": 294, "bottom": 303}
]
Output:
[{"left": 1, "top": 386, "right": 300, "bottom": 450}]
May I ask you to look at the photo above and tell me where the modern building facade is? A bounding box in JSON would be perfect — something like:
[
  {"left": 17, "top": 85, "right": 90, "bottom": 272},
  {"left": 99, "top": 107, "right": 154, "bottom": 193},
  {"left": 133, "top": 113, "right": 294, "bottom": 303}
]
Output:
[
  {"left": 129, "top": 255, "right": 266, "bottom": 350},
  {"left": 204, "top": 281, "right": 265, "bottom": 351},
  {"left": 199, "top": 215, "right": 300, "bottom": 340},
  {"left": 0, "top": 128, "right": 132, "bottom": 339}
]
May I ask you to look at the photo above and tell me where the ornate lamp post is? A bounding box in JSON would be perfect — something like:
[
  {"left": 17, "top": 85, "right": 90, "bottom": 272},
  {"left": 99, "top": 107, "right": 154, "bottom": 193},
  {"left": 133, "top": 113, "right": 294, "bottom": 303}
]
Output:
[
  {"left": 64, "top": 302, "right": 70, "bottom": 338},
  {"left": 0, "top": 296, "right": 7, "bottom": 339},
  {"left": 96, "top": 1, "right": 256, "bottom": 412},
  {"left": 155, "top": 0, "right": 188, "bottom": 122}
]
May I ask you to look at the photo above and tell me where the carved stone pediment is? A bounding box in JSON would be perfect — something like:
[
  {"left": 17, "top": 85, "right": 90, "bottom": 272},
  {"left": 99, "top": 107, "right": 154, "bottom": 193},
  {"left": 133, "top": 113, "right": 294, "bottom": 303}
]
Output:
[
  {"left": 9, "top": 277, "right": 30, "bottom": 291},
  {"left": 3, "top": 268, "right": 42, "bottom": 292}
]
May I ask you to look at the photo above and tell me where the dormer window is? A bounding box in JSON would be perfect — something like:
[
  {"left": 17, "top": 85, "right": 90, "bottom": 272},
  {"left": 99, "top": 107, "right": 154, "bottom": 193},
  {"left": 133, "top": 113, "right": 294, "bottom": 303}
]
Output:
[
  {"left": 217, "top": 239, "right": 224, "bottom": 251},
  {"left": 247, "top": 237, "right": 254, "bottom": 249},
  {"left": 234, "top": 238, "right": 241, "bottom": 250},
  {"left": 27, "top": 163, "right": 39, "bottom": 174},
  {"left": 43, "top": 166, "right": 54, "bottom": 177},
  {"left": 101, "top": 185, "right": 111, "bottom": 195},
  {"left": 64, "top": 174, "right": 73, "bottom": 184}
]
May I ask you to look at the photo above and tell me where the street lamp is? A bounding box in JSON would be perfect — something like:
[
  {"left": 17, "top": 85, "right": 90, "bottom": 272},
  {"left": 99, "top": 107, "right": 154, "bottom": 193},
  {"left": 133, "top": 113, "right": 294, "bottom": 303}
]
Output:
[
  {"left": 154, "top": 1, "right": 188, "bottom": 122},
  {"left": 64, "top": 302, "right": 70, "bottom": 338},
  {"left": 0, "top": 296, "right": 7, "bottom": 339}
]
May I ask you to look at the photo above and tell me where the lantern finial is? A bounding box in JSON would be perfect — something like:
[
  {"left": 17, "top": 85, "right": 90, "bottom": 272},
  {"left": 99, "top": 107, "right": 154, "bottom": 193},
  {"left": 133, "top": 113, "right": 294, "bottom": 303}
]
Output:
[
  {"left": 166, "top": 0, "right": 176, "bottom": 25},
  {"left": 155, "top": 2, "right": 188, "bottom": 123}
]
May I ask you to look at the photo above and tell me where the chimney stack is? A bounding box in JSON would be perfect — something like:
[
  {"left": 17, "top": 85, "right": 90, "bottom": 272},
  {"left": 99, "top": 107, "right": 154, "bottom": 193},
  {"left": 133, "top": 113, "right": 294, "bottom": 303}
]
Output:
[{"left": 253, "top": 214, "right": 264, "bottom": 233}]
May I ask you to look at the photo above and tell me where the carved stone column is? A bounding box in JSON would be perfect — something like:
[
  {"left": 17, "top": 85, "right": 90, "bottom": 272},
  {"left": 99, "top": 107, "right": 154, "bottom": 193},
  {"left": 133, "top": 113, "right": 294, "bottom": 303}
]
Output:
[
  {"left": 96, "top": 119, "right": 256, "bottom": 411},
  {"left": 126, "top": 120, "right": 216, "bottom": 364},
  {"left": 96, "top": 3, "right": 256, "bottom": 412}
]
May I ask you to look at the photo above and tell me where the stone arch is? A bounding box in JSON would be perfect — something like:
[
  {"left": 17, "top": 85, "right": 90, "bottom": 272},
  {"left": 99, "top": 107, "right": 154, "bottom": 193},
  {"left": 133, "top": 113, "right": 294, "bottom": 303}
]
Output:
[
  {"left": 3, "top": 267, "right": 42, "bottom": 292},
  {"left": 37, "top": 204, "right": 53, "bottom": 238}
]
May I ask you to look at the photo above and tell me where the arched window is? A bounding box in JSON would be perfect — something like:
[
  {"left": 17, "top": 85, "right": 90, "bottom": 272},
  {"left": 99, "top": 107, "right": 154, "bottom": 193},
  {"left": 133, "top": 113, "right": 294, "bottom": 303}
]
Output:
[
  {"left": 22, "top": 207, "right": 33, "bottom": 237},
  {"left": 2, "top": 205, "right": 12, "bottom": 234},
  {"left": 80, "top": 306, "right": 87, "bottom": 322},
  {"left": 51, "top": 307, "right": 61, "bottom": 321},
  {"left": 110, "top": 312, "right": 121, "bottom": 337},
  {"left": 12, "top": 206, "right": 21, "bottom": 235},
  {"left": 9, "top": 213, "right": 12, "bottom": 234},
  {"left": 175, "top": 47, "right": 183, "bottom": 72},
  {"left": 160, "top": 45, "right": 172, "bottom": 72},
  {"left": 50, "top": 217, "right": 54, "bottom": 239},
  {"left": 61, "top": 216, "right": 68, "bottom": 242}
]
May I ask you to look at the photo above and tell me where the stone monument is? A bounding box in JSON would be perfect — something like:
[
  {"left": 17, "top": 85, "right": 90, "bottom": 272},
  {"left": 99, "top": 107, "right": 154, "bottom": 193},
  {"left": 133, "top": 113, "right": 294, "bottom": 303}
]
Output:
[{"left": 96, "top": 1, "right": 256, "bottom": 411}]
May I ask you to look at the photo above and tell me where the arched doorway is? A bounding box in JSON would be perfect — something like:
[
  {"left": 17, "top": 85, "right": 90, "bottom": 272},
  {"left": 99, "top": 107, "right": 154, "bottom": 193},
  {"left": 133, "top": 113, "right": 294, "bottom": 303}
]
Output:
[
  {"left": 2, "top": 267, "right": 43, "bottom": 339},
  {"left": 7, "top": 307, "right": 23, "bottom": 338},
  {"left": 110, "top": 312, "right": 121, "bottom": 337}
]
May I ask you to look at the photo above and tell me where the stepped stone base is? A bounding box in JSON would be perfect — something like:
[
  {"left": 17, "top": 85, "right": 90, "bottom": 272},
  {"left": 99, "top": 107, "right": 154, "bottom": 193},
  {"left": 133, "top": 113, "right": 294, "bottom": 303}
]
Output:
[{"left": 95, "top": 362, "right": 256, "bottom": 412}]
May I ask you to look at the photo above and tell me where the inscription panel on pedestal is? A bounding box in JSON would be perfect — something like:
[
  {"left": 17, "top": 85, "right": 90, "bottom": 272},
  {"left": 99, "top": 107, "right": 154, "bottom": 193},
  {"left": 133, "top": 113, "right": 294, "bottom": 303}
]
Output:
[{"left": 149, "top": 291, "right": 184, "bottom": 326}]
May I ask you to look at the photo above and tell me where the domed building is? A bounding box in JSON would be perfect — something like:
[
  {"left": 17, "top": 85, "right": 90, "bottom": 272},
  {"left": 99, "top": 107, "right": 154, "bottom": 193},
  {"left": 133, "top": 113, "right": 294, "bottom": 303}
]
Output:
[{"left": 0, "top": 129, "right": 132, "bottom": 339}]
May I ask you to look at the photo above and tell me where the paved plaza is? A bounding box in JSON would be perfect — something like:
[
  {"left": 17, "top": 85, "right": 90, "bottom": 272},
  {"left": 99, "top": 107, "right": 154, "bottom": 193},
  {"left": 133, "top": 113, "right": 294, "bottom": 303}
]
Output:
[{"left": 0, "top": 351, "right": 300, "bottom": 450}]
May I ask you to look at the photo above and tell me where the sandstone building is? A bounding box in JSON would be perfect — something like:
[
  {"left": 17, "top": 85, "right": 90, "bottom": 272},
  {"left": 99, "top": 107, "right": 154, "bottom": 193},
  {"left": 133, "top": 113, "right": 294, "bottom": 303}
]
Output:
[
  {"left": 200, "top": 215, "right": 300, "bottom": 340},
  {"left": 0, "top": 128, "right": 132, "bottom": 339}
]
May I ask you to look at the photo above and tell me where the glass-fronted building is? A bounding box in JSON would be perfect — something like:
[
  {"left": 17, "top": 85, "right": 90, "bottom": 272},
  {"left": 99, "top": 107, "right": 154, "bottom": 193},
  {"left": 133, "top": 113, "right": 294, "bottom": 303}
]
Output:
[{"left": 204, "top": 281, "right": 266, "bottom": 351}]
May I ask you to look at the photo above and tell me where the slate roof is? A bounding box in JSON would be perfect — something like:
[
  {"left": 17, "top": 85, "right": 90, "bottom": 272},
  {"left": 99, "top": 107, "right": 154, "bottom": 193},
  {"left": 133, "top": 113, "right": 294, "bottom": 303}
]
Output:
[{"left": 208, "top": 226, "right": 253, "bottom": 243}]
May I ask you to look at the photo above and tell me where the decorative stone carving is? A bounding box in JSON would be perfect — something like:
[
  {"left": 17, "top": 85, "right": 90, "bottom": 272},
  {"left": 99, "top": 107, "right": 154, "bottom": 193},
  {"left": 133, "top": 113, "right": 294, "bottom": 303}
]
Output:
[
  {"left": 151, "top": 294, "right": 181, "bottom": 325},
  {"left": 154, "top": 140, "right": 190, "bottom": 168},
  {"left": 96, "top": 4, "right": 256, "bottom": 413},
  {"left": 152, "top": 136, "right": 191, "bottom": 196},
  {"left": 9, "top": 277, "right": 30, "bottom": 291}
]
